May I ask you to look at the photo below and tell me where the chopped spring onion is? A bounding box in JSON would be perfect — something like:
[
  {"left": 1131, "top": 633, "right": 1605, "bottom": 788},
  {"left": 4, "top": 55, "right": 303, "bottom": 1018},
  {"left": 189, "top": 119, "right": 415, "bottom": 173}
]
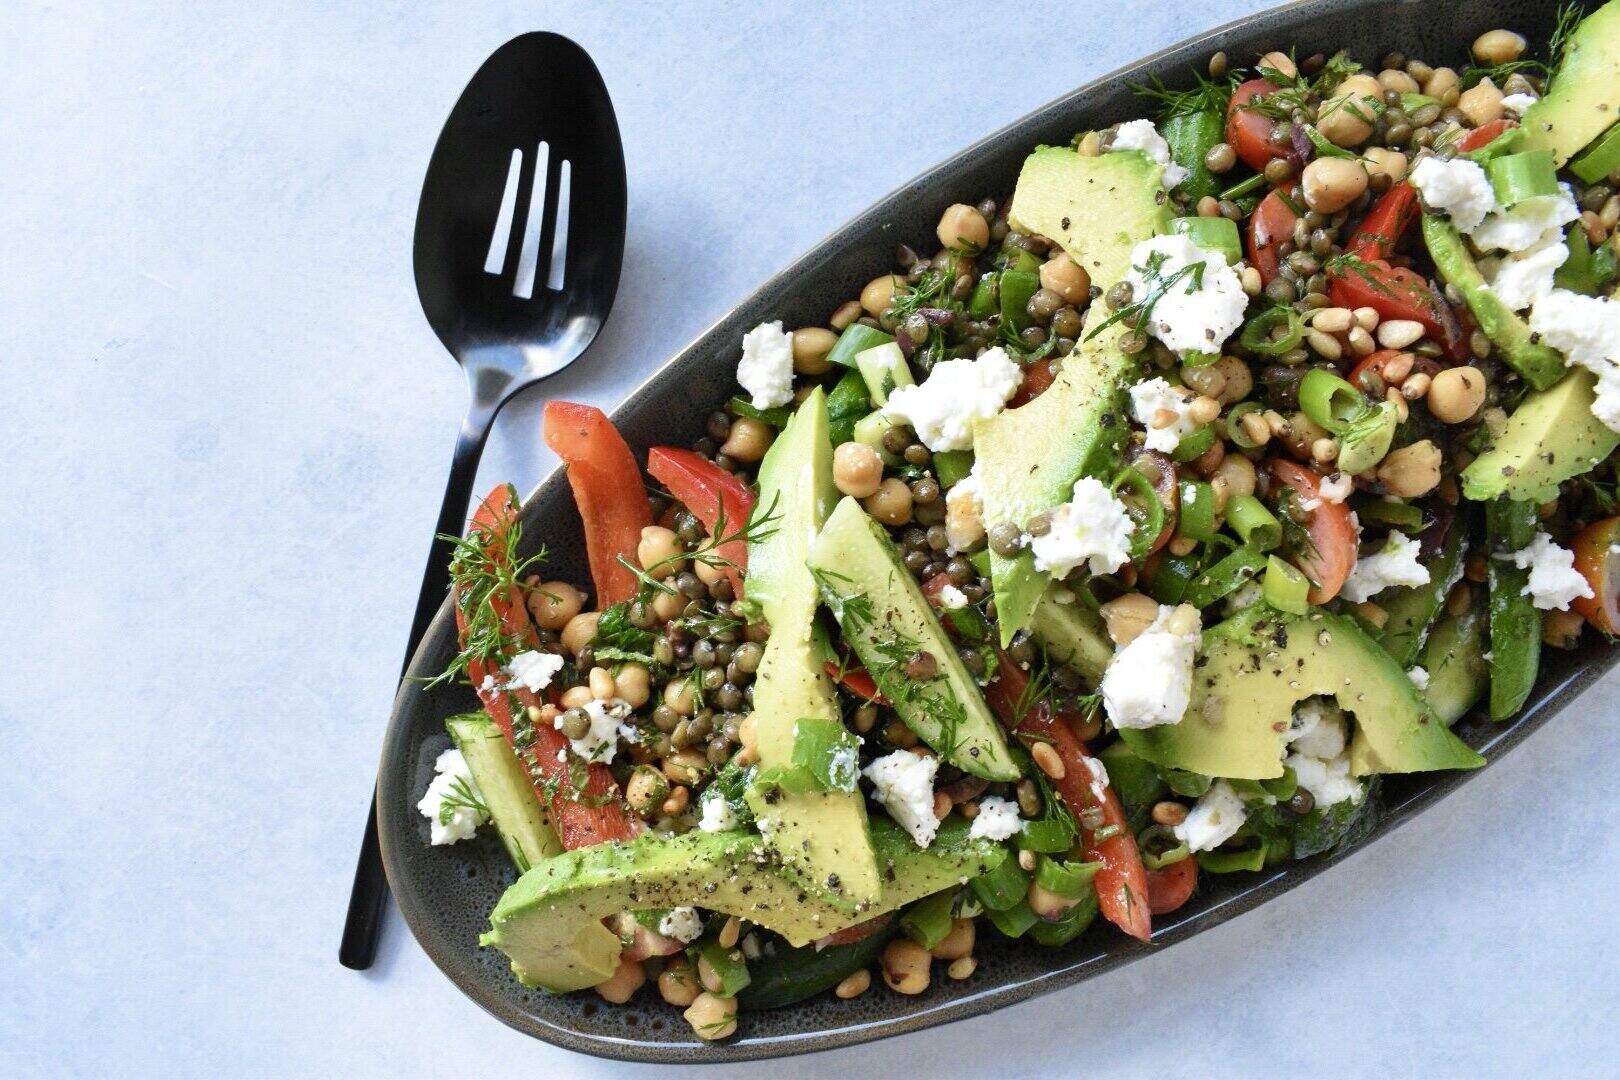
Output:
[
  {"left": 1226, "top": 494, "right": 1282, "bottom": 551},
  {"left": 1299, "top": 367, "right": 1368, "bottom": 433},
  {"left": 729, "top": 396, "right": 793, "bottom": 428},
  {"left": 968, "top": 271, "right": 1000, "bottom": 319},
  {"left": 1033, "top": 856, "right": 1100, "bottom": 900},
  {"left": 1356, "top": 498, "right": 1425, "bottom": 532},
  {"left": 969, "top": 854, "right": 1030, "bottom": 912},
  {"left": 1264, "top": 554, "right": 1310, "bottom": 614},
  {"left": 1171, "top": 423, "right": 1218, "bottom": 462},
  {"left": 1238, "top": 306, "right": 1305, "bottom": 356},
  {"left": 898, "top": 889, "right": 957, "bottom": 949},
  {"left": 1000, "top": 268, "right": 1041, "bottom": 331},
  {"left": 1181, "top": 544, "right": 1269, "bottom": 609},
  {"left": 1197, "top": 845, "right": 1270, "bottom": 873},
  {"left": 1177, "top": 479, "right": 1218, "bottom": 542},
  {"left": 824, "top": 322, "right": 894, "bottom": 369},
  {"left": 1224, "top": 400, "right": 1268, "bottom": 449},
  {"left": 934, "top": 450, "right": 975, "bottom": 488},
  {"left": 984, "top": 900, "right": 1040, "bottom": 939},
  {"left": 1485, "top": 149, "right": 1560, "bottom": 208},
  {"left": 1112, "top": 466, "right": 1168, "bottom": 561}
]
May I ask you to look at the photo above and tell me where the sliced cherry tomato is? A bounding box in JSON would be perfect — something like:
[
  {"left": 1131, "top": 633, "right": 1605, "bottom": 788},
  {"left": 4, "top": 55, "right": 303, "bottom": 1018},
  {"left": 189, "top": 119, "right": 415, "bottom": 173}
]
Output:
[
  {"left": 542, "top": 401, "right": 654, "bottom": 607},
  {"left": 1345, "top": 182, "right": 1418, "bottom": 261},
  {"left": 647, "top": 446, "right": 755, "bottom": 597},
  {"left": 1455, "top": 118, "right": 1516, "bottom": 153},
  {"left": 1247, "top": 183, "right": 1299, "bottom": 287},
  {"left": 825, "top": 661, "right": 887, "bottom": 704},
  {"left": 1328, "top": 259, "right": 1468, "bottom": 362},
  {"left": 1346, "top": 348, "right": 1410, "bottom": 388},
  {"left": 1008, "top": 358, "right": 1057, "bottom": 408},
  {"left": 1226, "top": 78, "right": 1284, "bottom": 170},
  {"left": 1145, "top": 856, "right": 1198, "bottom": 915},
  {"left": 985, "top": 662, "right": 1153, "bottom": 943},
  {"left": 613, "top": 912, "right": 686, "bottom": 961},
  {"left": 1267, "top": 460, "right": 1358, "bottom": 605},
  {"left": 1572, "top": 516, "right": 1620, "bottom": 634},
  {"left": 814, "top": 913, "right": 893, "bottom": 950}
]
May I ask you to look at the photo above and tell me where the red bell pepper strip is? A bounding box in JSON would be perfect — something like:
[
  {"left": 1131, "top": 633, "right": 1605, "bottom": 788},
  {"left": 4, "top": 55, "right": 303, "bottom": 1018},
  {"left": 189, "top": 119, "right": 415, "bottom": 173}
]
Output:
[
  {"left": 1456, "top": 118, "right": 1516, "bottom": 153},
  {"left": 1345, "top": 182, "right": 1418, "bottom": 261},
  {"left": 542, "top": 401, "right": 654, "bottom": 608},
  {"left": 824, "top": 661, "right": 886, "bottom": 703},
  {"left": 1328, "top": 259, "right": 1468, "bottom": 361},
  {"left": 457, "top": 485, "right": 637, "bottom": 850},
  {"left": 984, "top": 661, "right": 1153, "bottom": 943},
  {"left": 1146, "top": 856, "right": 1198, "bottom": 915},
  {"left": 646, "top": 446, "right": 755, "bottom": 597},
  {"left": 1248, "top": 183, "right": 1300, "bottom": 287}
]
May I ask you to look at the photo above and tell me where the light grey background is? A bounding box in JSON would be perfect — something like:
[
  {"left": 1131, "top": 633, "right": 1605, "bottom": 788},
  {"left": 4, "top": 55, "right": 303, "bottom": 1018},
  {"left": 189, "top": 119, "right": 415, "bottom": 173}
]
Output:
[{"left": 3, "top": 1, "right": 1616, "bottom": 1077}]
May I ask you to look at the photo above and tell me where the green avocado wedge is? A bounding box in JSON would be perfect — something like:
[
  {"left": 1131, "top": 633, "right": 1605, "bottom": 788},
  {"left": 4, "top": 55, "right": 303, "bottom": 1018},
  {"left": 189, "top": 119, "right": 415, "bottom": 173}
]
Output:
[
  {"left": 1461, "top": 368, "right": 1620, "bottom": 503},
  {"left": 1519, "top": 0, "right": 1620, "bottom": 166},
  {"left": 976, "top": 147, "right": 1169, "bottom": 642},
  {"left": 479, "top": 816, "right": 1002, "bottom": 993},
  {"left": 1421, "top": 215, "right": 1564, "bottom": 390},
  {"left": 744, "top": 388, "right": 880, "bottom": 903},
  {"left": 1120, "top": 607, "right": 1484, "bottom": 779}
]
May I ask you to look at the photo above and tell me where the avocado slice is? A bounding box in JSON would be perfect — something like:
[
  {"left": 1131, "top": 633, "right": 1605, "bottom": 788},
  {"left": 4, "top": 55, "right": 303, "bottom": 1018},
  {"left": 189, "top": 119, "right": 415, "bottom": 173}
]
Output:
[
  {"left": 809, "top": 497, "right": 1019, "bottom": 780},
  {"left": 1461, "top": 368, "right": 1620, "bottom": 503},
  {"left": 1119, "top": 607, "right": 1485, "bottom": 780},
  {"left": 1027, "top": 591, "right": 1112, "bottom": 687},
  {"left": 1375, "top": 525, "right": 1468, "bottom": 669},
  {"left": 1520, "top": 0, "right": 1620, "bottom": 166},
  {"left": 1419, "top": 602, "right": 1490, "bottom": 726},
  {"left": 975, "top": 147, "right": 1170, "bottom": 642},
  {"left": 479, "top": 816, "right": 1001, "bottom": 992},
  {"left": 1421, "top": 215, "right": 1564, "bottom": 390},
  {"left": 743, "top": 388, "right": 880, "bottom": 902}
]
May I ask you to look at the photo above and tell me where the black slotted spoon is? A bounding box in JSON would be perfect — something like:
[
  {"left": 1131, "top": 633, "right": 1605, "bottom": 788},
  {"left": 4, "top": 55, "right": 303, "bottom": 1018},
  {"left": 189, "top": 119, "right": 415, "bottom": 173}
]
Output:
[{"left": 340, "top": 31, "right": 626, "bottom": 970}]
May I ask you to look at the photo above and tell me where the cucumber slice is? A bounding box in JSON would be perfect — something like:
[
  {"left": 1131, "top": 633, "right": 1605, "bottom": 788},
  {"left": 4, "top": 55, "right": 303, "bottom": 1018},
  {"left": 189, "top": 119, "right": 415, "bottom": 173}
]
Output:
[{"left": 445, "top": 713, "right": 560, "bottom": 872}]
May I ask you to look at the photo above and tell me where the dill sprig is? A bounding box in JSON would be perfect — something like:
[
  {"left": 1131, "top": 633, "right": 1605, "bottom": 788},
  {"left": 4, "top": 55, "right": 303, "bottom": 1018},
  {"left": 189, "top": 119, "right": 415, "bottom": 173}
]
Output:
[
  {"left": 438, "top": 774, "right": 490, "bottom": 825},
  {"left": 616, "top": 491, "right": 782, "bottom": 598},
  {"left": 1131, "top": 69, "right": 1237, "bottom": 120},
  {"left": 1085, "top": 249, "right": 1205, "bottom": 343}
]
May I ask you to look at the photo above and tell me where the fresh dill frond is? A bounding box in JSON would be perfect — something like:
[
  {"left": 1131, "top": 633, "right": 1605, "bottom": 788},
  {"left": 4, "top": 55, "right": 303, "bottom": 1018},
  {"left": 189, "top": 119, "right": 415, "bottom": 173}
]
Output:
[
  {"left": 1085, "top": 250, "right": 1205, "bottom": 343},
  {"left": 1131, "top": 69, "right": 1237, "bottom": 120},
  {"left": 438, "top": 774, "right": 490, "bottom": 825}
]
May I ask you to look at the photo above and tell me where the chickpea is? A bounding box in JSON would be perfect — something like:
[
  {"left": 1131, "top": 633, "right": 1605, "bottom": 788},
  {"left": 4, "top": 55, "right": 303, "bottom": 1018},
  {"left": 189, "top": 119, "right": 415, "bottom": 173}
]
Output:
[
  {"left": 1100, "top": 591, "right": 1160, "bottom": 647},
  {"left": 637, "top": 525, "right": 684, "bottom": 578},
  {"left": 833, "top": 441, "right": 884, "bottom": 498},
  {"left": 663, "top": 678, "right": 696, "bottom": 717},
  {"left": 1211, "top": 454, "right": 1257, "bottom": 502},
  {"left": 693, "top": 558, "right": 725, "bottom": 587},
  {"left": 1213, "top": 355, "right": 1253, "bottom": 404},
  {"left": 658, "top": 955, "right": 701, "bottom": 1007},
  {"left": 560, "top": 611, "right": 601, "bottom": 657},
  {"left": 1027, "top": 881, "right": 1079, "bottom": 921},
  {"left": 1181, "top": 362, "right": 1226, "bottom": 400},
  {"left": 1259, "top": 50, "right": 1297, "bottom": 80},
  {"left": 1317, "top": 73, "right": 1383, "bottom": 147},
  {"left": 830, "top": 299, "right": 864, "bottom": 330},
  {"left": 945, "top": 481, "right": 986, "bottom": 552},
  {"left": 861, "top": 273, "right": 903, "bottom": 317},
  {"left": 594, "top": 957, "right": 646, "bottom": 1004},
  {"left": 720, "top": 417, "right": 774, "bottom": 463},
  {"left": 1362, "top": 147, "right": 1409, "bottom": 183},
  {"left": 1301, "top": 157, "right": 1369, "bottom": 213},
  {"left": 931, "top": 918, "right": 976, "bottom": 961},
  {"left": 1377, "top": 439, "right": 1442, "bottom": 497},
  {"left": 791, "top": 326, "right": 838, "bottom": 375},
  {"left": 863, "top": 477, "right": 914, "bottom": 526},
  {"left": 527, "top": 579, "right": 584, "bottom": 631},
  {"left": 834, "top": 968, "right": 872, "bottom": 999},
  {"left": 881, "top": 938, "right": 932, "bottom": 995},
  {"left": 626, "top": 765, "right": 671, "bottom": 817},
  {"left": 613, "top": 662, "right": 652, "bottom": 708},
  {"left": 662, "top": 749, "right": 709, "bottom": 786},
  {"left": 1039, "top": 252, "right": 1092, "bottom": 305},
  {"left": 937, "top": 203, "right": 990, "bottom": 252},
  {"left": 1473, "top": 29, "right": 1527, "bottom": 65},
  {"left": 1458, "top": 78, "right": 1505, "bottom": 126},
  {"left": 1427, "top": 366, "right": 1486, "bottom": 424},
  {"left": 559, "top": 685, "right": 593, "bottom": 710},
  {"left": 650, "top": 589, "right": 684, "bottom": 622},
  {"left": 1377, "top": 68, "right": 1420, "bottom": 95},
  {"left": 683, "top": 991, "right": 738, "bottom": 1041}
]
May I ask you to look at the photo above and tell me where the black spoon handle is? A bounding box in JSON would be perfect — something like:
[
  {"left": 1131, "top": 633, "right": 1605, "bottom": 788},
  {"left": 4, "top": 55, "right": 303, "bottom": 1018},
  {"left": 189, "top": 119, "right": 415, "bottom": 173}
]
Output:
[{"left": 340, "top": 411, "right": 495, "bottom": 970}]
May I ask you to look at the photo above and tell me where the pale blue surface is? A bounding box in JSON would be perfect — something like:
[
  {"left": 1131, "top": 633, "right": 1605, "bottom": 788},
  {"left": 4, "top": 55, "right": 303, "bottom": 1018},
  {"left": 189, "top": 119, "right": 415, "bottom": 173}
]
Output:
[{"left": 3, "top": 1, "right": 1618, "bottom": 1076}]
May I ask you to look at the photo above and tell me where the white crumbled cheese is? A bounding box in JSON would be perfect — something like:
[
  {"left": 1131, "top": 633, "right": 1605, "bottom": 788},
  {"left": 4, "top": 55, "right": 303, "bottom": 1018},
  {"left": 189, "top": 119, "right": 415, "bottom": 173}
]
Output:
[
  {"left": 698, "top": 790, "right": 741, "bottom": 833},
  {"left": 416, "top": 748, "right": 488, "bottom": 845},
  {"left": 1284, "top": 699, "right": 1365, "bottom": 809},
  {"left": 555, "top": 697, "right": 635, "bottom": 764},
  {"left": 827, "top": 743, "right": 861, "bottom": 793},
  {"left": 1318, "top": 471, "right": 1354, "bottom": 504},
  {"left": 1225, "top": 579, "right": 1264, "bottom": 616},
  {"left": 1129, "top": 376, "right": 1199, "bottom": 454},
  {"left": 737, "top": 320, "right": 796, "bottom": 410},
  {"left": 863, "top": 749, "right": 941, "bottom": 848},
  {"left": 1408, "top": 666, "right": 1431, "bottom": 691},
  {"left": 1530, "top": 288, "right": 1620, "bottom": 373},
  {"left": 1122, "top": 234, "right": 1247, "bottom": 356},
  {"left": 506, "top": 649, "right": 565, "bottom": 693},
  {"left": 658, "top": 906, "right": 705, "bottom": 943},
  {"left": 1102, "top": 605, "right": 1201, "bottom": 730},
  {"left": 968, "top": 795, "right": 1026, "bottom": 841},
  {"left": 1174, "top": 780, "right": 1248, "bottom": 852},
  {"left": 939, "top": 584, "right": 970, "bottom": 610},
  {"left": 1410, "top": 155, "right": 1495, "bottom": 231},
  {"left": 1081, "top": 755, "right": 1110, "bottom": 804},
  {"left": 1111, "top": 118, "right": 1190, "bottom": 189},
  {"left": 1339, "top": 532, "right": 1430, "bottom": 603},
  {"left": 1501, "top": 92, "right": 1539, "bottom": 116},
  {"left": 1471, "top": 188, "right": 1580, "bottom": 254},
  {"left": 1029, "top": 476, "right": 1136, "bottom": 579},
  {"left": 1483, "top": 232, "right": 1569, "bottom": 311},
  {"left": 1508, "top": 531, "right": 1595, "bottom": 611},
  {"left": 881, "top": 346, "right": 1022, "bottom": 452}
]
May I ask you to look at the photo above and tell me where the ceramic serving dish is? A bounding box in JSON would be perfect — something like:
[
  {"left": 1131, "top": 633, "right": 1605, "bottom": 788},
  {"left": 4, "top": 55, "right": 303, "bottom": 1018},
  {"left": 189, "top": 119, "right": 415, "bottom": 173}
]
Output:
[{"left": 378, "top": 0, "right": 1605, "bottom": 1061}]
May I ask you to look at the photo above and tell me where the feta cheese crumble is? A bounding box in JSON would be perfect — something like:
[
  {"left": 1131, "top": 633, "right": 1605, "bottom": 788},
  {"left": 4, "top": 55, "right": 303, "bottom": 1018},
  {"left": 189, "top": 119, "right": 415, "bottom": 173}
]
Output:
[
  {"left": 416, "top": 748, "right": 488, "bottom": 845},
  {"left": 938, "top": 583, "right": 970, "bottom": 609},
  {"left": 1174, "top": 780, "right": 1248, "bottom": 852},
  {"left": 1483, "top": 233, "right": 1569, "bottom": 311},
  {"left": 1129, "top": 376, "right": 1199, "bottom": 454},
  {"left": 658, "top": 906, "right": 705, "bottom": 944},
  {"left": 1500, "top": 92, "right": 1538, "bottom": 116},
  {"left": 863, "top": 749, "right": 940, "bottom": 848},
  {"left": 881, "top": 346, "right": 1022, "bottom": 452},
  {"left": 698, "top": 789, "right": 741, "bottom": 833},
  {"left": 1527, "top": 288, "right": 1620, "bottom": 432},
  {"left": 1101, "top": 604, "right": 1201, "bottom": 730},
  {"left": 1318, "top": 471, "right": 1354, "bottom": 503},
  {"left": 1339, "top": 532, "right": 1430, "bottom": 603},
  {"left": 1111, "top": 118, "right": 1190, "bottom": 189},
  {"left": 1410, "top": 155, "right": 1495, "bottom": 231},
  {"left": 1407, "top": 666, "right": 1430, "bottom": 691},
  {"left": 1028, "top": 476, "right": 1136, "bottom": 579},
  {"left": 737, "top": 320, "right": 796, "bottom": 410},
  {"left": 1471, "top": 187, "right": 1580, "bottom": 253},
  {"left": 1081, "top": 755, "right": 1110, "bottom": 804},
  {"left": 555, "top": 697, "right": 636, "bottom": 764},
  {"left": 1122, "top": 234, "right": 1247, "bottom": 356},
  {"left": 1508, "top": 531, "right": 1594, "bottom": 611},
  {"left": 1284, "top": 699, "right": 1365, "bottom": 809},
  {"left": 506, "top": 649, "right": 565, "bottom": 693},
  {"left": 968, "top": 795, "right": 1026, "bottom": 841}
]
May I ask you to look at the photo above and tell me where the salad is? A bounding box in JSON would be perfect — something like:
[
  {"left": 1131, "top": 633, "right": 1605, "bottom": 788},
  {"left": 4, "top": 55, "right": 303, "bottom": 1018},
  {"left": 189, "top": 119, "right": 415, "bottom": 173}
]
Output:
[{"left": 415, "top": 4, "right": 1620, "bottom": 1043}]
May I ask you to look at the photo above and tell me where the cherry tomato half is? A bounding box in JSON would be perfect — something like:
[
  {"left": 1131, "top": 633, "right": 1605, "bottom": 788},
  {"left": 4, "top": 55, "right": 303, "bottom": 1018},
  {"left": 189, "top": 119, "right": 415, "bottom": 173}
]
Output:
[
  {"left": 1226, "top": 78, "right": 1283, "bottom": 170},
  {"left": 1267, "top": 460, "right": 1358, "bottom": 604},
  {"left": 1572, "top": 516, "right": 1620, "bottom": 634}
]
